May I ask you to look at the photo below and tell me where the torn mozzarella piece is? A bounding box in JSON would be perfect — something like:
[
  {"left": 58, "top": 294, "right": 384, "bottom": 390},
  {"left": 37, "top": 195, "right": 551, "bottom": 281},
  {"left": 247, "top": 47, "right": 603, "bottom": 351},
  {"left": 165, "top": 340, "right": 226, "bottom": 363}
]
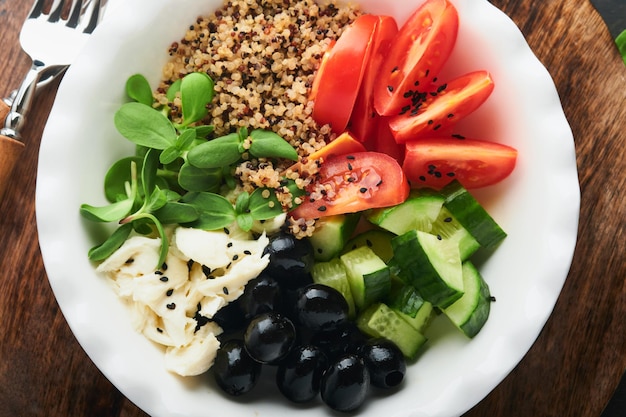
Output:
[{"left": 96, "top": 226, "right": 270, "bottom": 376}]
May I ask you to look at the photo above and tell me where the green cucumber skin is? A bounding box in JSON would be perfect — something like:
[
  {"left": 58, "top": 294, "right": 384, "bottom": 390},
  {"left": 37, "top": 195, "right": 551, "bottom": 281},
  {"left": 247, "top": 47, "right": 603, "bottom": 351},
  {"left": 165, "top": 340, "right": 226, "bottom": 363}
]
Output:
[
  {"left": 391, "top": 230, "right": 464, "bottom": 308},
  {"left": 444, "top": 261, "right": 492, "bottom": 338},
  {"left": 340, "top": 246, "right": 391, "bottom": 311},
  {"left": 441, "top": 181, "right": 507, "bottom": 250}
]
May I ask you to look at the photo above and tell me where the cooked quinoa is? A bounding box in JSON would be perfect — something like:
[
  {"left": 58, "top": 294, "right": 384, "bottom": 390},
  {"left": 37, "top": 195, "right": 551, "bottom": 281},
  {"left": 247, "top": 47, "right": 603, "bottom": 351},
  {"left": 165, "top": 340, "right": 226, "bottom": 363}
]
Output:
[{"left": 154, "top": 0, "right": 361, "bottom": 237}]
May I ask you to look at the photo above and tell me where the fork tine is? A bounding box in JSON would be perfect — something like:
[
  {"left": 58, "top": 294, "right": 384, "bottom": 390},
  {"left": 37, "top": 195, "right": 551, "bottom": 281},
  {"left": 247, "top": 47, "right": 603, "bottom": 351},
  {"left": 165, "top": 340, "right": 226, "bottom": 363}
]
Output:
[
  {"left": 66, "top": 0, "right": 85, "bottom": 28},
  {"left": 27, "top": 0, "right": 47, "bottom": 19},
  {"left": 48, "top": 0, "right": 67, "bottom": 23},
  {"left": 79, "top": 0, "right": 106, "bottom": 34}
]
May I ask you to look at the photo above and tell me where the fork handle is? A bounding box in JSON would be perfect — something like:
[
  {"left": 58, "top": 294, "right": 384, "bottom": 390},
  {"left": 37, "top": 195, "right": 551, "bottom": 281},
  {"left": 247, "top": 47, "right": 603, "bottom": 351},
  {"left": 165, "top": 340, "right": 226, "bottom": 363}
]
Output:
[{"left": 0, "top": 100, "right": 25, "bottom": 198}]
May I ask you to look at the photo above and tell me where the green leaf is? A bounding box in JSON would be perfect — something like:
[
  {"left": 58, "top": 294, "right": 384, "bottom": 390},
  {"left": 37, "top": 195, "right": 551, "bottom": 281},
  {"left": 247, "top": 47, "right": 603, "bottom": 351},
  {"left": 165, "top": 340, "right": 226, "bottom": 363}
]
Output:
[
  {"left": 141, "top": 149, "right": 160, "bottom": 197},
  {"left": 176, "top": 128, "right": 197, "bottom": 150},
  {"left": 103, "top": 156, "right": 143, "bottom": 203},
  {"left": 180, "top": 72, "right": 215, "bottom": 125},
  {"left": 115, "top": 102, "right": 177, "bottom": 150},
  {"left": 154, "top": 202, "right": 199, "bottom": 224},
  {"left": 249, "top": 129, "right": 298, "bottom": 161},
  {"left": 249, "top": 187, "right": 284, "bottom": 220},
  {"left": 178, "top": 161, "right": 222, "bottom": 192},
  {"left": 160, "top": 146, "right": 182, "bottom": 165},
  {"left": 616, "top": 29, "right": 626, "bottom": 66},
  {"left": 144, "top": 188, "right": 168, "bottom": 213},
  {"left": 181, "top": 192, "right": 236, "bottom": 230},
  {"left": 187, "top": 133, "right": 241, "bottom": 168},
  {"left": 126, "top": 74, "right": 154, "bottom": 106},
  {"left": 166, "top": 79, "right": 182, "bottom": 101},
  {"left": 193, "top": 125, "right": 215, "bottom": 138},
  {"left": 88, "top": 223, "right": 134, "bottom": 262},
  {"left": 236, "top": 213, "right": 254, "bottom": 232},
  {"left": 235, "top": 192, "right": 250, "bottom": 214},
  {"left": 80, "top": 198, "right": 134, "bottom": 223}
]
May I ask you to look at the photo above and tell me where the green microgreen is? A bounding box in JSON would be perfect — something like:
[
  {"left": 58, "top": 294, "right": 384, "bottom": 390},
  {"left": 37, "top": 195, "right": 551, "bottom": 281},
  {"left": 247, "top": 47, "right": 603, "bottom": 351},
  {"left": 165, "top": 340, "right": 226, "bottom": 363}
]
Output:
[{"left": 81, "top": 72, "right": 302, "bottom": 267}]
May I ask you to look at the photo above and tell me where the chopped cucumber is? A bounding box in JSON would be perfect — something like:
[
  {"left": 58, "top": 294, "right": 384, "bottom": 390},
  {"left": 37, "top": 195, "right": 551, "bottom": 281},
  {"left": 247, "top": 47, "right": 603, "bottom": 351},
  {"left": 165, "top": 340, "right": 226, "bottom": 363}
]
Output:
[
  {"left": 430, "top": 206, "right": 480, "bottom": 261},
  {"left": 391, "top": 230, "right": 464, "bottom": 308},
  {"left": 357, "top": 302, "right": 427, "bottom": 359},
  {"left": 342, "top": 229, "right": 395, "bottom": 263},
  {"left": 309, "top": 213, "right": 360, "bottom": 261},
  {"left": 311, "top": 258, "right": 357, "bottom": 319},
  {"left": 387, "top": 284, "right": 434, "bottom": 333},
  {"left": 365, "top": 190, "right": 444, "bottom": 235},
  {"left": 440, "top": 181, "right": 507, "bottom": 250},
  {"left": 340, "top": 246, "right": 391, "bottom": 311},
  {"left": 443, "top": 261, "right": 492, "bottom": 338}
]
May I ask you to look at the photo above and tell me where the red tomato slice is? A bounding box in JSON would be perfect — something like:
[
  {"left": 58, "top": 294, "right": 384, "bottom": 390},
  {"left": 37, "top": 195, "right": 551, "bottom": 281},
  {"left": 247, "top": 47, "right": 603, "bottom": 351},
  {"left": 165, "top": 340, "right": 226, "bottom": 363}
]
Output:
[
  {"left": 389, "top": 71, "right": 495, "bottom": 143},
  {"left": 290, "top": 152, "right": 410, "bottom": 219},
  {"left": 368, "top": 118, "right": 405, "bottom": 165},
  {"left": 402, "top": 137, "right": 518, "bottom": 189},
  {"left": 374, "top": 0, "right": 459, "bottom": 116},
  {"left": 349, "top": 15, "right": 399, "bottom": 142},
  {"left": 311, "top": 14, "right": 378, "bottom": 133}
]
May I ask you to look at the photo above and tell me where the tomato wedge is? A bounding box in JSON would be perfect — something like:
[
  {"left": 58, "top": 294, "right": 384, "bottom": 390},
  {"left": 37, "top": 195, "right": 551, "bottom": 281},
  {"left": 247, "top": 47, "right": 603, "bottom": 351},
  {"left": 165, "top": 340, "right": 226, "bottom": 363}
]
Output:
[
  {"left": 349, "top": 15, "right": 399, "bottom": 143},
  {"left": 389, "top": 71, "right": 495, "bottom": 143},
  {"left": 290, "top": 152, "right": 410, "bottom": 219},
  {"left": 311, "top": 14, "right": 378, "bottom": 133},
  {"left": 374, "top": 0, "right": 459, "bottom": 116},
  {"left": 402, "top": 137, "right": 518, "bottom": 189},
  {"left": 369, "top": 118, "right": 405, "bottom": 165}
]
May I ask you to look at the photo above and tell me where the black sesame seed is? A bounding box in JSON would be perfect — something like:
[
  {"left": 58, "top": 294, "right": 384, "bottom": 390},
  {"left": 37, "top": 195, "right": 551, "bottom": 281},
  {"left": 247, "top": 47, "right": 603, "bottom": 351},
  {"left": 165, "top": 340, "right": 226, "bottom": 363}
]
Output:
[
  {"left": 387, "top": 85, "right": 394, "bottom": 92},
  {"left": 223, "top": 287, "right": 229, "bottom": 295},
  {"left": 318, "top": 205, "right": 327, "bottom": 212},
  {"left": 227, "top": 242, "right": 233, "bottom": 248},
  {"left": 427, "top": 120, "right": 434, "bottom": 125},
  {"left": 447, "top": 113, "right": 454, "bottom": 118},
  {"left": 243, "top": 250, "right": 252, "bottom": 255},
  {"left": 436, "top": 234, "right": 442, "bottom": 240},
  {"left": 166, "top": 289, "right": 174, "bottom": 296},
  {"left": 366, "top": 239, "right": 373, "bottom": 248},
  {"left": 155, "top": 270, "right": 163, "bottom": 275},
  {"left": 452, "top": 134, "right": 466, "bottom": 139},
  {"left": 161, "top": 262, "right": 168, "bottom": 271},
  {"left": 346, "top": 155, "right": 355, "bottom": 160},
  {"left": 202, "top": 265, "right": 212, "bottom": 277},
  {"left": 359, "top": 187, "right": 367, "bottom": 193},
  {"left": 125, "top": 258, "right": 134, "bottom": 264},
  {"left": 232, "top": 254, "right": 239, "bottom": 261},
  {"left": 157, "top": 327, "right": 163, "bottom": 333},
  {"left": 433, "top": 124, "right": 441, "bottom": 130},
  {"left": 223, "top": 227, "right": 230, "bottom": 235},
  {"left": 447, "top": 172, "right": 456, "bottom": 177},
  {"left": 419, "top": 176, "right": 426, "bottom": 182},
  {"left": 391, "top": 66, "right": 399, "bottom": 73},
  {"left": 160, "top": 276, "right": 169, "bottom": 282},
  {"left": 166, "top": 303, "right": 176, "bottom": 310},
  {"left": 347, "top": 163, "right": 353, "bottom": 170},
  {"left": 444, "top": 217, "right": 453, "bottom": 223},
  {"left": 437, "top": 83, "right": 447, "bottom": 93}
]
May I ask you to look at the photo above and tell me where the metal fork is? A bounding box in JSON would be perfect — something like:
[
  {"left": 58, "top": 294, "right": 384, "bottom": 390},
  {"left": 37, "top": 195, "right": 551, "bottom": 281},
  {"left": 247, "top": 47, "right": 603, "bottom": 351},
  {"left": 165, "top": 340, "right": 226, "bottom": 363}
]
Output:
[{"left": 0, "top": 0, "right": 106, "bottom": 197}]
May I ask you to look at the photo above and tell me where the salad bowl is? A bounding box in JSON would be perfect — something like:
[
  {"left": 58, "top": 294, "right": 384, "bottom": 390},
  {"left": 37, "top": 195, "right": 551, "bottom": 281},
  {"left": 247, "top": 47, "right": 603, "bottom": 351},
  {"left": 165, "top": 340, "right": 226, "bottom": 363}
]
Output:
[{"left": 35, "top": 0, "right": 580, "bottom": 416}]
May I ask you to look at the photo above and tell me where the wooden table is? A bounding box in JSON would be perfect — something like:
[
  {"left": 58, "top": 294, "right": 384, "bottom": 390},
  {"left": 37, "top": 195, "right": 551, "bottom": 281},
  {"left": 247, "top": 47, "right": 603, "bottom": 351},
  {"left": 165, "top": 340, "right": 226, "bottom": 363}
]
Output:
[{"left": 0, "top": 1, "right": 624, "bottom": 416}]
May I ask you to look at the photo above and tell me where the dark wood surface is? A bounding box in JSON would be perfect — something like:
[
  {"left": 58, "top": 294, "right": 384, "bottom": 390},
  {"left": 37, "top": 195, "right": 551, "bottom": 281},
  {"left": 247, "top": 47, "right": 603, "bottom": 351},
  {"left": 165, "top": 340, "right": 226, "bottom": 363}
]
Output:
[{"left": 0, "top": 0, "right": 625, "bottom": 416}]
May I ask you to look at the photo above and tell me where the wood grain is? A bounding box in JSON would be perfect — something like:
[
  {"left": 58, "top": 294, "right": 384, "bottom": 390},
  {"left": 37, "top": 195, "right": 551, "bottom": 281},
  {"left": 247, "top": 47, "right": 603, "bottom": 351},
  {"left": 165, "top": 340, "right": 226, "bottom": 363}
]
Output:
[{"left": 0, "top": 0, "right": 624, "bottom": 416}]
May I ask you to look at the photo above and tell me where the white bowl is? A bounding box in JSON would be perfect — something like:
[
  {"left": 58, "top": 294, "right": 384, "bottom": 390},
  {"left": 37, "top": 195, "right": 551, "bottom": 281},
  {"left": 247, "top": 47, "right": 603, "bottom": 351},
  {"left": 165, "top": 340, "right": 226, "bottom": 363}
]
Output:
[{"left": 36, "top": 0, "right": 580, "bottom": 416}]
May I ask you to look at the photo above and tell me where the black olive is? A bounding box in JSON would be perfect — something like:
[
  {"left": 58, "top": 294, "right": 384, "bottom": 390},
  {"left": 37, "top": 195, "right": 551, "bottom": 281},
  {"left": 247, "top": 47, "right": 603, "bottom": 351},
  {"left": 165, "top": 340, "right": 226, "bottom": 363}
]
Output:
[
  {"left": 310, "top": 322, "right": 368, "bottom": 361},
  {"left": 213, "top": 339, "right": 261, "bottom": 396},
  {"left": 211, "top": 301, "right": 246, "bottom": 335},
  {"left": 320, "top": 354, "right": 370, "bottom": 412},
  {"left": 263, "top": 232, "right": 314, "bottom": 289},
  {"left": 238, "top": 273, "right": 282, "bottom": 319},
  {"left": 276, "top": 344, "right": 328, "bottom": 403},
  {"left": 244, "top": 311, "right": 296, "bottom": 364},
  {"left": 295, "top": 284, "right": 349, "bottom": 331},
  {"left": 360, "top": 338, "right": 406, "bottom": 389}
]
